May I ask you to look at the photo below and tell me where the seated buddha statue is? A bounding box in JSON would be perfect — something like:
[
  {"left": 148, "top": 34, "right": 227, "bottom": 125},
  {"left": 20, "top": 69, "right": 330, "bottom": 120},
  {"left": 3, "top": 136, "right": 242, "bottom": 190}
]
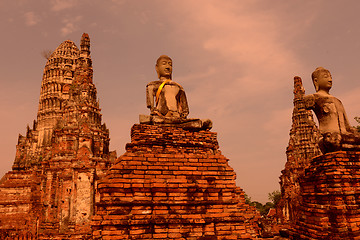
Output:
[
  {"left": 304, "top": 67, "right": 360, "bottom": 153},
  {"left": 140, "top": 55, "right": 212, "bottom": 130}
]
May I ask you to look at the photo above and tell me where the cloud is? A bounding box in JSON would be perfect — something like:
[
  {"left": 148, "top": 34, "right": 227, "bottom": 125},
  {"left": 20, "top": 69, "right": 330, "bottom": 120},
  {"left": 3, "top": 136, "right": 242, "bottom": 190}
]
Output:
[
  {"left": 60, "top": 16, "right": 82, "bottom": 36},
  {"left": 194, "top": 3, "right": 301, "bottom": 82},
  {"left": 24, "top": 12, "right": 40, "bottom": 26},
  {"left": 51, "top": 0, "right": 78, "bottom": 11},
  {"left": 61, "top": 22, "right": 76, "bottom": 36},
  {"left": 163, "top": 2, "right": 329, "bottom": 137},
  {"left": 111, "top": 0, "right": 126, "bottom": 5}
]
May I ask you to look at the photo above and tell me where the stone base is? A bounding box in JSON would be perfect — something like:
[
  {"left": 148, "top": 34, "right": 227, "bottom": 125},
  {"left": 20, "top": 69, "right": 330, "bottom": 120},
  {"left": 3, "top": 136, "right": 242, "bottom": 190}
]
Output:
[
  {"left": 290, "top": 151, "right": 360, "bottom": 239},
  {"left": 92, "top": 124, "right": 260, "bottom": 239},
  {"left": 0, "top": 170, "right": 41, "bottom": 239},
  {"left": 139, "top": 114, "right": 212, "bottom": 130}
]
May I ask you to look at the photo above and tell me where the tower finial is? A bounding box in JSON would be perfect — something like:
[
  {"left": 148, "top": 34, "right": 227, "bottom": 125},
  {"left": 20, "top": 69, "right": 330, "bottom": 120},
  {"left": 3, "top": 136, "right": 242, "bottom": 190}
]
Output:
[{"left": 80, "top": 33, "right": 90, "bottom": 57}]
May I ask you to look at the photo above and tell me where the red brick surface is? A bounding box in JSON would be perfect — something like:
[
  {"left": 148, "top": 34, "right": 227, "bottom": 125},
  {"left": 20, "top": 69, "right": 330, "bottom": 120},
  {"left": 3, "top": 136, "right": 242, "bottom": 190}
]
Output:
[
  {"left": 0, "top": 34, "right": 114, "bottom": 240},
  {"left": 290, "top": 151, "right": 360, "bottom": 239},
  {"left": 92, "top": 124, "right": 260, "bottom": 239},
  {"left": 0, "top": 171, "right": 41, "bottom": 239}
]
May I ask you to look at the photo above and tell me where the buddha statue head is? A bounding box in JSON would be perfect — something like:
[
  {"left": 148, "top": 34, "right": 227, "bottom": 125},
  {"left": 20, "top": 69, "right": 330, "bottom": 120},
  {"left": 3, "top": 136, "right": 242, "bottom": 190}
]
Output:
[
  {"left": 311, "top": 67, "right": 332, "bottom": 94},
  {"left": 155, "top": 55, "right": 172, "bottom": 80}
]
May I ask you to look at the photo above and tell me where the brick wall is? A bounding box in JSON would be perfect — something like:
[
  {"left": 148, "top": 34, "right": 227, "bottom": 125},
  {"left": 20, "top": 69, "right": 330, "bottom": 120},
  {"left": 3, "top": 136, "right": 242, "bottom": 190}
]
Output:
[
  {"left": 92, "top": 124, "right": 260, "bottom": 239},
  {"left": 290, "top": 151, "right": 360, "bottom": 239}
]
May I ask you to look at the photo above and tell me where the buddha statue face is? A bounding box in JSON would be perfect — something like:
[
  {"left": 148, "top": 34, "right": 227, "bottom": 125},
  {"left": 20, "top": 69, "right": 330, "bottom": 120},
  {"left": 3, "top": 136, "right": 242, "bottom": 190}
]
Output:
[
  {"left": 312, "top": 67, "right": 332, "bottom": 93},
  {"left": 156, "top": 55, "right": 172, "bottom": 80}
]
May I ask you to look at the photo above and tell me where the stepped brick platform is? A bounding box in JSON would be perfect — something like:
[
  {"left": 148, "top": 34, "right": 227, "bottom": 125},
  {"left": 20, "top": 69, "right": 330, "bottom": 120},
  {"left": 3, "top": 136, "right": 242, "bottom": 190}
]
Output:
[
  {"left": 0, "top": 171, "right": 41, "bottom": 239},
  {"left": 92, "top": 124, "right": 260, "bottom": 239},
  {"left": 290, "top": 151, "right": 360, "bottom": 239}
]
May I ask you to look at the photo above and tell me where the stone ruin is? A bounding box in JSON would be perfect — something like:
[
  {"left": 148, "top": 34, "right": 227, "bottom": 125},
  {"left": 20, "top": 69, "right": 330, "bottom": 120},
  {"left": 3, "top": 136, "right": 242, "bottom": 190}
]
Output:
[
  {"left": 0, "top": 40, "right": 261, "bottom": 239},
  {"left": 92, "top": 124, "right": 260, "bottom": 239},
  {"left": 92, "top": 55, "right": 260, "bottom": 239},
  {"left": 279, "top": 76, "right": 321, "bottom": 222},
  {"left": 280, "top": 68, "right": 360, "bottom": 239},
  {"left": 0, "top": 33, "right": 116, "bottom": 239}
]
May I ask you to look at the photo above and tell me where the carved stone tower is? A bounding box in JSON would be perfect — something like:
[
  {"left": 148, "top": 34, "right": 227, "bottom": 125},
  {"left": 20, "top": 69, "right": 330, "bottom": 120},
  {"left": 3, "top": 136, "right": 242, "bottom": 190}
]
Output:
[
  {"left": 14, "top": 38, "right": 81, "bottom": 170},
  {"left": 279, "top": 76, "right": 321, "bottom": 222},
  {"left": 0, "top": 33, "right": 115, "bottom": 239},
  {"left": 37, "top": 40, "right": 79, "bottom": 147}
]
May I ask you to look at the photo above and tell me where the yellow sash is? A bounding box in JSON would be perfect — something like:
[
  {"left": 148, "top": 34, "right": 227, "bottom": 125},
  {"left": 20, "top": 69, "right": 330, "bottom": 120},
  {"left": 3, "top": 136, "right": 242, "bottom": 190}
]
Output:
[{"left": 155, "top": 79, "right": 171, "bottom": 106}]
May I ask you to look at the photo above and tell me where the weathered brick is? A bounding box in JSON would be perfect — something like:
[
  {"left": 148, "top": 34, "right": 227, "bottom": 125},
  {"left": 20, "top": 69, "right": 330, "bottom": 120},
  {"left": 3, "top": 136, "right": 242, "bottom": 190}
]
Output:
[
  {"left": 92, "top": 124, "right": 260, "bottom": 239},
  {"left": 290, "top": 152, "right": 360, "bottom": 239}
]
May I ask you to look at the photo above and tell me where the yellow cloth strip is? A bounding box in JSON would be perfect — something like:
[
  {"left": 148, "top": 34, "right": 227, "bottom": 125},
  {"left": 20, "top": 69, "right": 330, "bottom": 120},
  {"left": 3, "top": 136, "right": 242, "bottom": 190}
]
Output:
[{"left": 155, "top": 79, "right": 171, "bottom": 106}]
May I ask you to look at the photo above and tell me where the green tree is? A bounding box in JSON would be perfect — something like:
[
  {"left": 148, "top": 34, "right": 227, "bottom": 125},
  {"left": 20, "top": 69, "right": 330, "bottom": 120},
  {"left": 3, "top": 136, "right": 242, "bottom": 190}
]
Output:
[
  {"left": 268, "top": 190, "right": 281, "bottom": 207},
  {"left": 244, "top": 191, "right": 282, "bottom": 216},
  {"left": 244, "top": 193, "right": 253, "bottom": 205},
  {"left": 354, "top": 117, "right": 360, "bottom": 132}
]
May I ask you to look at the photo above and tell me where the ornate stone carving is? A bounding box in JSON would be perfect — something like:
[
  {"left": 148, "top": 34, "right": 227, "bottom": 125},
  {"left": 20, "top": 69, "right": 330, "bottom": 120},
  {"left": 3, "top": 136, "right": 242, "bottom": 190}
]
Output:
[
  {"left": 279, "top": 76, "right": 321, "bottom": 223},
  {"left": 0, "top": 33, "right": 116, "bottom": 239}
]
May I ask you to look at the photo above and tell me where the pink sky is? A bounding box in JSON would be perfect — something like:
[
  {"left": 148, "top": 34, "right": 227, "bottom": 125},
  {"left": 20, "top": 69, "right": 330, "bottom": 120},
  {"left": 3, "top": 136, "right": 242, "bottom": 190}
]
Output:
[{"left": 1, "top": 0, "right": 360, "bottom": 203}]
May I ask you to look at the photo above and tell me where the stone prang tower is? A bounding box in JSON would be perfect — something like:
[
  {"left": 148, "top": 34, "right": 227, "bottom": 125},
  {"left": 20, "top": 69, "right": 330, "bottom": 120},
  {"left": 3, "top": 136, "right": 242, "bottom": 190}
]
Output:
[
  {"left": 279, "top": 77, "right": 321, "bottom": 222},
  {"left": 13, "top": 34, "right": 110, "bottom": 170},
  {"left": 0, "top": 33, "right": 116, "bottom": 239}
]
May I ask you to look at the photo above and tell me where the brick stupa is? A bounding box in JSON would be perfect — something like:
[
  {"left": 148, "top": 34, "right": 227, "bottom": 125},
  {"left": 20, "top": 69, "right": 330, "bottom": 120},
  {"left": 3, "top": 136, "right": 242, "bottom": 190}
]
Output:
[
  {"left": 0, "top": 34, "right": 115, "bottom": 239},
  {"left": 92, "top": 124, "right": 260, "bottom": 239},
  {"left": 92, "top": 55, "right": 260, "bottom": 239},
  {"left": 290, "top": 151, "right": 360, "bottom": 239}
]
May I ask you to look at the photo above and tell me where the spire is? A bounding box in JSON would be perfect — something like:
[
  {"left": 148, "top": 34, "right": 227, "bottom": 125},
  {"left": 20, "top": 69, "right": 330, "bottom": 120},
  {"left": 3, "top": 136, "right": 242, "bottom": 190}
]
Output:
[
  {"left": 80, "top": 33, "right": 90, "bottom": 58},
  {"left": 279, "top": 76, "right": 321, "bottom": 222},
  {"left": 13, "top": 33, "right": 111, "bottom": 170},
  {"left": 293, "top": 76, "right": 305, "bottom": 100},
  {"left": 37, "top": 40, "right": 79, "bottom": 147}
]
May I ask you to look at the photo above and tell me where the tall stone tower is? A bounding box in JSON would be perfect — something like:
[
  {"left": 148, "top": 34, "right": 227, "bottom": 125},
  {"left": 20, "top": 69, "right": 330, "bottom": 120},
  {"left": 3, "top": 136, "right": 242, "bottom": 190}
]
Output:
[
  {"left": 0, "top": 33, "right": 115, "bottom": 239},
  {"left": 279, "top": 76, "right": 321, "bottom": 222},
  {"left": 14, "top": 37, "right": 78, "bottom": 169},
  {"left": 37, "top": 40, "right": 79, "bottom": 147}
]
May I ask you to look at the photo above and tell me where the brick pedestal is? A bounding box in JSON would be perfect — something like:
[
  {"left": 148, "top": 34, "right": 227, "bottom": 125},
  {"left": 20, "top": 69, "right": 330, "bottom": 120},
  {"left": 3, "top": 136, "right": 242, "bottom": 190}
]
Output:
[
  {"left": 0, "top": 170, "right": 41, "bottom": 239},
  {"left": 291, "top": 151, "right": 360, "bottom": 239},
  {"left": 92, "top": 124, "right": 260, "bottom": 239}
]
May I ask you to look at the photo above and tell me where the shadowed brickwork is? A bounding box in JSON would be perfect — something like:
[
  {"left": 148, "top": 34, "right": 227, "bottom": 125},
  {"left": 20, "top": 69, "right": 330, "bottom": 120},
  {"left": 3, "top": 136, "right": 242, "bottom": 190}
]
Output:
[
  {"left": 92, "top": 124, "right": 260, "bottom": 239},
  {"left": 290, "top": 151, "right": 360, "bottom": 239}
]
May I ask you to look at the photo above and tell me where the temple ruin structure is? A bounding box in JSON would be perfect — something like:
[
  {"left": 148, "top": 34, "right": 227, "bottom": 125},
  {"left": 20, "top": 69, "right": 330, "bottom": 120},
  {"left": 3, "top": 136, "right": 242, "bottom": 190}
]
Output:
[
  {"left": 281, "top": 70, "right": 360, "bottom": 239},
  {"left": 0, "top": 33, "right": 116, "bottom": 239},
  {"left": 279, "top": 76, "right": 321, "bottom": 222},
  {"left": 91, "top": 55, "right": 260, "bottom": 239},
  {"left": 0, "top": 42, "right": 261, "bottom": 238}
]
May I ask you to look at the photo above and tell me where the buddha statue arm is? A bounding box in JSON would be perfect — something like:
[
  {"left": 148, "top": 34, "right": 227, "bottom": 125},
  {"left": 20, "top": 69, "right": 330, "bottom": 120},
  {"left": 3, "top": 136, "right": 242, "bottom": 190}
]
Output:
[
  {"left": 341, "top": 106, "right": 357, "bottom": 134},
  {"left": 178, "top": 89, "right": 189, "bottom": 118},
  {"left": 146, "top": 83, "right": 155, "bottom": 113}
]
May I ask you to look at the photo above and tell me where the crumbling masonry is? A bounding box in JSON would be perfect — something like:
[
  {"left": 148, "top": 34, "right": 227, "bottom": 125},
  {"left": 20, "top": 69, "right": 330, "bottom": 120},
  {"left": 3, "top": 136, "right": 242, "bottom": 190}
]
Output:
[
  {"left": 0, "top": 34, "right": 260, "bottom": 239},
  {"left": 0, "top": 33, "right": 116, "bottom": 239}
]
